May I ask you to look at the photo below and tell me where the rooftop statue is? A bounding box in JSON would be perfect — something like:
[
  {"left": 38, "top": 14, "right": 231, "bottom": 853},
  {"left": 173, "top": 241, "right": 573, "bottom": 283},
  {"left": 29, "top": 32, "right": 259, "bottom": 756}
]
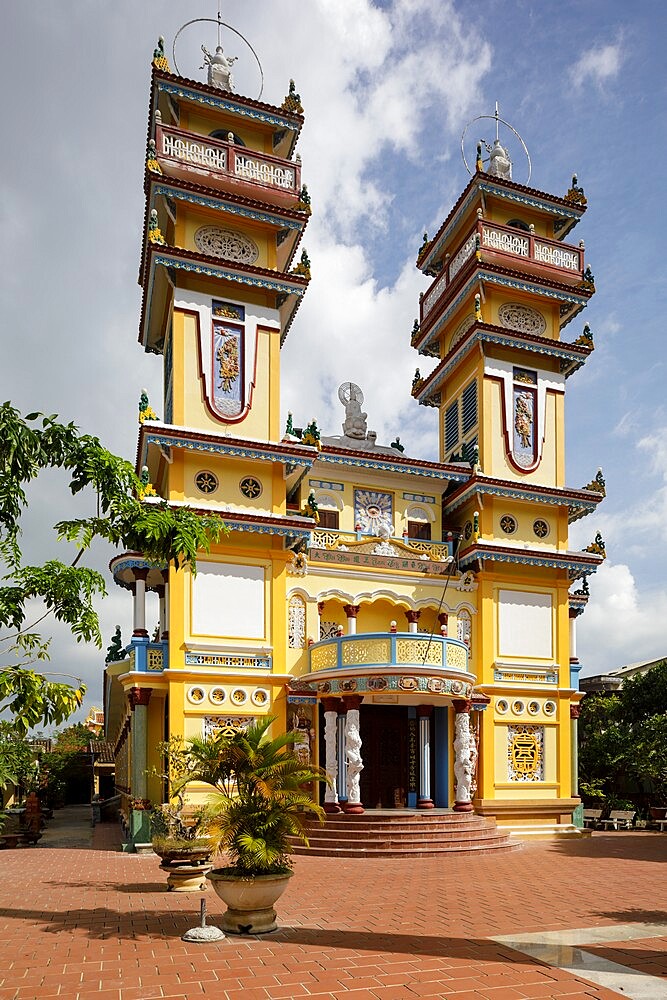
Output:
[
  {"left": 201, "top": 44, "right": 238, "bottom": 92},
  {"left": 487, "top": 139, "right": 512, "bottom": 180},
  {"left": 338, "top": 383, "right": 367, "bottom": 440}
]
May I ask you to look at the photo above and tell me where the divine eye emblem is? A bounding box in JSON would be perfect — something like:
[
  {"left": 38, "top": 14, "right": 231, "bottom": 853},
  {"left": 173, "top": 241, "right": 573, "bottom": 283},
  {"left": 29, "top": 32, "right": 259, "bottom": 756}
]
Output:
[
  {"left": 240, "top": 476, "right": 262, "bottom": 498},
  {"left": 500, "top": 514, "right": 517, "bottom": 535},
  {"left": 463, "top": 520, "right": 472, "bottom": 540},
  {"left": 195, "top": 470, "right": 218, "bottom": 494},
  {"left": 533, "top": 518, "right": 549, "bottom": 538}
]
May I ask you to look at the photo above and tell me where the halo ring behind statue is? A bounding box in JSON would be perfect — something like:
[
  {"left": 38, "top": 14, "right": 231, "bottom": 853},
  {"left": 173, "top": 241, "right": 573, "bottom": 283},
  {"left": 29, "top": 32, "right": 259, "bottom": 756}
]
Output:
[
  {"left": 338, "top": 382, "right": 364, "bottom": 407},
  {"left": 461, "top": 114, "right": 531, "bottom": 185},
  {"left": 172, "top": 18, "right": 264, "bottom": 101}
]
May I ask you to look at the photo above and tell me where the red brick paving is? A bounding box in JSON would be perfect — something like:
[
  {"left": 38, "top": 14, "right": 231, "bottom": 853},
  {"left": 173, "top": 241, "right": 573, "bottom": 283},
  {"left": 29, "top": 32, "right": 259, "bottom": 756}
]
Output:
[{"left": 0, "top": 824, "right": 665, "bottom": 998}]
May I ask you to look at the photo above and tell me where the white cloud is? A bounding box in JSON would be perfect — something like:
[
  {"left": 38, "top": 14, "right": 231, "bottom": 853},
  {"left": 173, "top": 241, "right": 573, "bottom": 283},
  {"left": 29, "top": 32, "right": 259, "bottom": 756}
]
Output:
[
  {"left": 578, "top": 560, "right": 667, "bottom": 676},
  {"left": 568, "top": 39, "right": 625, "bottom": 89}
]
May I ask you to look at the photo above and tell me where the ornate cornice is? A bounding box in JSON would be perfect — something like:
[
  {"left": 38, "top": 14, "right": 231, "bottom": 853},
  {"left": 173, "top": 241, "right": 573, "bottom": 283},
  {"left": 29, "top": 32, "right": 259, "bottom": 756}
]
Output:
[
  {"left": 414, "top": 322, "right": 592, "bottom": 407},
  {"left": 139, "top": 422, "right": 318, "bottom": 470},
  {"left": 458, "top": 542, "right": 604, "bottom": 577},
  {"left": 442, "top": 476, "right": 604, "bottom": 518},
  {"left": 318, "top": 446, "right": 470, "bottom": 483}
]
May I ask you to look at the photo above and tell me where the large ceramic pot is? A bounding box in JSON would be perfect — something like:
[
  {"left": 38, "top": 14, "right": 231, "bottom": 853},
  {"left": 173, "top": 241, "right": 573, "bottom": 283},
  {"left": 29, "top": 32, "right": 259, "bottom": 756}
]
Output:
[{"left": 206, "top": 868, "right": 293, "bottom": 934}]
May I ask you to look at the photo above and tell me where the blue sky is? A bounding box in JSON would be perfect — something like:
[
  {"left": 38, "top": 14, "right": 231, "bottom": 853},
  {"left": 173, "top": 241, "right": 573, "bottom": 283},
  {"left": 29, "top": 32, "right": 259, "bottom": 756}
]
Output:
[{"left": 1, "top": 1, "right": 665, "bottom": 722}]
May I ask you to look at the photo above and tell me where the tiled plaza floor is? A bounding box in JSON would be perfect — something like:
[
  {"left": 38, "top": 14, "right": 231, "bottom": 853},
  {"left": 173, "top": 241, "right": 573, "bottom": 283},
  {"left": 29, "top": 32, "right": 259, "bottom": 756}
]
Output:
[{"left": 0, "top": 815, "right": 665, "bottom": 999}]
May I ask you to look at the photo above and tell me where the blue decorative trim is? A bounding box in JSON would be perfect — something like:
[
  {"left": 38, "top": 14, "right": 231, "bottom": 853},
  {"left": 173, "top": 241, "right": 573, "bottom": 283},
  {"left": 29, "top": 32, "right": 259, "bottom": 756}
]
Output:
[
  {"left": 478, "top": 181, "right": 582, "bottom": 219},
  {"left": 223, "top": 517, "right": 311, "bottom": 540},
  {"left": 403, "top": 492, "right": 436, "bottom": 503},
  {"left": 153, "top": 253, "right": 305, "bottom": 296},
  {"left": 420, "top": 270, "right": 588, "bottom": 353},
  {"left": 494, "top": 668, "right": 558, "bottom": 684},
  {"left": 153, "top": 184, "right": 303, "bottom": 231},
  {"left": 459, "top": 546, "right": 600, "bottom": 575},
  {"left": 184, "top": 652, "right": 272, "bottom": 670},
  {"left": 157, "top": 80, "right": 298, "bottom": 130},
  {"left": 309, "top": 479, "right": 344, "bottom": 491},
  {"left": 143, "top": 430, "right": 314, "bottom": 468},
  {"left": 443, "top": 481, "right": 599, "bottom": 516},
  {"left": 319, "top": 452, "right": 469, "bottom": 482}
]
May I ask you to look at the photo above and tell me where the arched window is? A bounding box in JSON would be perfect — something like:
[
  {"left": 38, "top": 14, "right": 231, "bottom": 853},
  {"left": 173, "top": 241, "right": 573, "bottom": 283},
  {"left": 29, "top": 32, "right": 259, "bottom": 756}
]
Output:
[
  {"left": 210, "top": 129, "right": 246, "bottom": 147},
  {"left": 406, "top": 504, "right": 433, "bottom": 540},
  {"left": 457, "top": 608, "right": 472, "bottom": 651},
  {"left": 506, "top": 218, "right": 530, "bottom": 232},
  {"left": 315, "top": 492, "right": 341, "bottom": 530},
  {"left": 288, "top": 595, "right": 306, "bottom": 648}
]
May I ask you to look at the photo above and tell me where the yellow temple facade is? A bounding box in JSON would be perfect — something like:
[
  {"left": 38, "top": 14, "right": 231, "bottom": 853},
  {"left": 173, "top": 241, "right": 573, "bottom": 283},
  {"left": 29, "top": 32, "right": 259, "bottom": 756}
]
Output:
[{"left": 105, "top": 43, "right": 606, "bottom": 847}]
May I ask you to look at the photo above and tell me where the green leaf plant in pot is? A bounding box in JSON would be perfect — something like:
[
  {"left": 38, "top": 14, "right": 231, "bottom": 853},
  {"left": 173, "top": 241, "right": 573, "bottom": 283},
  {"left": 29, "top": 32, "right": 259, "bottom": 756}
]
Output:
[
  {"left": 174, "top": 716, "right": 328, "bottom": 933},
  {"left": 149, "top": 736, "right": 223, "bottom": 892}
]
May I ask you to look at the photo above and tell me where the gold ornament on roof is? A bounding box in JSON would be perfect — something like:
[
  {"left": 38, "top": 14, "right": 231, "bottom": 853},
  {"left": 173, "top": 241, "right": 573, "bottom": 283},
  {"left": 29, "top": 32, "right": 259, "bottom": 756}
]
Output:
[
  {"left": 565, "top": 173, "right": 587, "bottom": 206},
  {"left": 152, "top": 37, "right": 171, "bottom": 72},
  {"left": 583, "top": 468, "right": 606, "bottom": 496},
  {"left": 282, "top": 79, "right": 304, "bottom": 115},
  {"left": 146, "top": 139, "right": 162, "bottom": 174}
]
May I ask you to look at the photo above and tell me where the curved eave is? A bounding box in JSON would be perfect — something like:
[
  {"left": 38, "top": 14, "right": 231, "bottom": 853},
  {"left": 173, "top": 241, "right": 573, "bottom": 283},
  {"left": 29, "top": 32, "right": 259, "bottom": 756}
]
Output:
[
  {"left": 138, "top": 243, "right": 308, "bottom": 353},
  {"left": 109, "top": 552, "right": 167, "bottom": 591},
  {"left": 318, "top": 446, "right": 471, "bottom": 483},
  {"left": 416, "top": 263, "right": 593, "bottom": 356},
  {"left": 419, "top": 172, "right": 586, "bottom": 276},
  {"left": 458, "top": 543, "right": 604, "bottom": 578},
  {"left": 138, "top": 421, "right": 318, "bottom": 471},
  {"left": 413, "top": 322, "right": 593, "bottom": 406},
  {"left": 152, "top": 69, "right": 304, "bottom": 158},
  {"left": 442, "top": 476, "right": 605, "bottom": 518},
  {"left": 141, "top": 172, "right": 309, "bottom": 286},
  {"left": 140, "top": 496, "right": 315, "bottom": 543},
  {"left": 569, "top": 594, "right": 589, "bottom": 617}
]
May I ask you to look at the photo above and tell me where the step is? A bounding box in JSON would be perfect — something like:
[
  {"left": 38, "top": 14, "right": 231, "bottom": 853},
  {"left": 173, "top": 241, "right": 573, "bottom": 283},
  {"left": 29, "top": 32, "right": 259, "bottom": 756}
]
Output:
[
  {"left": 292, "top": 840, "right": 521, "bottom": 858},
  {"left": 299, "top": 823, "right": 501, "bottom": 841},
  {"left": 307, "top": 816, "right": 490, "bottom": 833},
  {"left": 294, "top": 832, "right": 512, "bottom": 850}
]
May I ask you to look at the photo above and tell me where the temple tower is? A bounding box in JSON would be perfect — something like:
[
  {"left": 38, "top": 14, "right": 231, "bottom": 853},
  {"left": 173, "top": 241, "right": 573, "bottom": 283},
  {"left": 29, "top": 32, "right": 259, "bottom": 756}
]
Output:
[{"left": 411, "top": 117, "right": 605, "bottom": 833}]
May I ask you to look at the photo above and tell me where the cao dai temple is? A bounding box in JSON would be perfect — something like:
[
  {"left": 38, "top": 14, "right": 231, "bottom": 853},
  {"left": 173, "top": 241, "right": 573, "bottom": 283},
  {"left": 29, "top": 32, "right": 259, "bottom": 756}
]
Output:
[{"left": 105, "top": 35, "right": 607, "bottom": 852}]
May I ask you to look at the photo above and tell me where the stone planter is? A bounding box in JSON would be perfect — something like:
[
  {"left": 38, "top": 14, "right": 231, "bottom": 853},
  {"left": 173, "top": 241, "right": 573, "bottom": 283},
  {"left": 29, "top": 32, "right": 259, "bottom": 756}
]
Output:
[
  {"left": 160, "top": 859, "right": 213, "bottom": 892},
  {"left": 1, "top": 834, "right": 20, "bottom": 849},
  {"left": 206, "top": 868, "right": 293, "bottom": 934}
]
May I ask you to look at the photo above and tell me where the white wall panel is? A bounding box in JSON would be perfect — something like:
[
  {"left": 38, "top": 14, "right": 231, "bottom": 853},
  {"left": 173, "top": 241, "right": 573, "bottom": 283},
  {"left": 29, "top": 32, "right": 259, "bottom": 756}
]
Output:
[
  {"left": 498, "top": 589, "right": 552, "bottom": 659},
  {"left": 192, "top": 562, "right": 265, "bottom": 639}
]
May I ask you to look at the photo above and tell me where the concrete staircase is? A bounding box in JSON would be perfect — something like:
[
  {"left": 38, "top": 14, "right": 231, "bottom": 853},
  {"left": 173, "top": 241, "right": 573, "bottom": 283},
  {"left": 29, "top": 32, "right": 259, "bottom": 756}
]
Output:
[{"left": 293, "top": 809, "right": 521, "bottom": 858}]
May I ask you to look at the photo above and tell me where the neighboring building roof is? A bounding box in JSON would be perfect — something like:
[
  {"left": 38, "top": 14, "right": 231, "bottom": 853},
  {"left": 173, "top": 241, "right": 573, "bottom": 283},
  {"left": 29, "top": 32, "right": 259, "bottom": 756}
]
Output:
[
  {"left": 92, "top": 742, "right": 115, "bottom": 765},
  {"left": 580, "top": 655, "right": 666, "bottom": 693}
]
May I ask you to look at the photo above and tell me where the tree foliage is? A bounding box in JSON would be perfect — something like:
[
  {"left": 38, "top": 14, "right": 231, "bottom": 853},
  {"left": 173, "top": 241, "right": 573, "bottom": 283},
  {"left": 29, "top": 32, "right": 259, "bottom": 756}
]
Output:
[
  {"left": 579, "top": 660, "right": 667, "bottom": 808},
  {"left": 0, "top": 404, "right": 227, "bottom": 741}
]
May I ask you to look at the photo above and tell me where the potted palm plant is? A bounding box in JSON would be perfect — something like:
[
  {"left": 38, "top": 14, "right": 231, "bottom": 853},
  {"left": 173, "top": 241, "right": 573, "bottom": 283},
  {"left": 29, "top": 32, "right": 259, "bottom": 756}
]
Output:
[{"left": 174, "top": 716, "right": 327, "bottom": 934}]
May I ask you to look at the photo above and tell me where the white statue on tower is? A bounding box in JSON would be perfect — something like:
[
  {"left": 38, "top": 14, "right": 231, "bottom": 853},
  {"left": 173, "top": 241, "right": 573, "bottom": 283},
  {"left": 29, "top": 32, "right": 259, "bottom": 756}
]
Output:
[
  {"left": 338, "top": 382, "right": 368, "bottom": 440},
  {"left": 201, "top": 44, "right": 238, "bottom": 92}
]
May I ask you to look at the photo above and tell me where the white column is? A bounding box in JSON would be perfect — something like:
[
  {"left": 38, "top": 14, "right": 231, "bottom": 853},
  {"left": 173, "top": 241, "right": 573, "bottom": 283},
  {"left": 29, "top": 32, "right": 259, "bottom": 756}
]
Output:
[
  {"left": 453, "top": 703, "right": 474, "bottom": 812},
  {"left": 570, "top": 614, "right": 577, "bottom": 659},
  {"left": 344, "top": 700, "right": 364, "bottom": 813},
  {"left": 343, "top": 604, "right": 359, "bottom": 635},
  {"left": 132, "top": 571, "right": 148, "bottom": 637},
  {"left": 336, "top": 713, "right": 347, "bottom": 801},
  {"left": 417, "top": 707, "right": 434, "bottom": 808},
  {"left": 157, "top": 585, "right": 166, "bottom": 640},
  {"left": 162, "top": 577, "right": 169, "bottom": 639},
  {"left": 323, "top": 704, "right": 341, "bottom": 813}
]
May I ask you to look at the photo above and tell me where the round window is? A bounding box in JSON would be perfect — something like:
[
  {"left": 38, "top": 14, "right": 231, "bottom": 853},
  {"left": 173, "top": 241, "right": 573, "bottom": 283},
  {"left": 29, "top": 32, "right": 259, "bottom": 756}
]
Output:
[
  {"left": 511, "top": 699, "right": 525, "bottom": 715},
  {"left": 533, "top": 518, "right": 549, "bottom": 539},
  {"left": 500, "top": 514, "right": 517, "bottom": 535},
  {"left": 463, "top": 520, "right": 473, "bottom": 540},
  {"left": 496, "top": 699, "right": 509, "bottom": 715},
  {"left": 195, "top": 470, "right": 218, "bottom": 494},
  {"left": 187, "top": 686, "right": 206, "bottom": 705},
  {"left": 240, "top": 476, "right": 262, "bottom": 499}
]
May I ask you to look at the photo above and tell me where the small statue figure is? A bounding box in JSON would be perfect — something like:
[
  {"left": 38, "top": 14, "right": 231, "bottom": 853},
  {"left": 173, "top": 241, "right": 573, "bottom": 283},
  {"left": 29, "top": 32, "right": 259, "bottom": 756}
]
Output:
[
  {"left": 390, "top": 437, "right": 405, "bottom": 453},
  {"left": 418, "top": 232, "right": 429, "bottom": 258},
  {"left": 139, "top": 389, "right": 158, "bottom": 423},
  {"left": 292, "top": 248, "right": 311, "bottom": 278},
  {"left": 146, "top": 139, "right": 161, "bottom": 173},
  {"left": 581, "top": 265, "right": 595, "bottom": 289},
  {"left": 302, "top": 491, "right": 320, "bottom": 524},
  {"left": 411, "top": 318, "right": 420, "bottom": 340},
  {"left": 285, "top": 412, "right": 295, "bottom": 437},
  {"left": 584, "top": 532, "right": 606, "bottom": 557},
  {"left": 412, "top": 368, "right": 422, "bottom": 392},
  {"left": 106, "top": 626, "right": 124, "bottom": 663},
  {"left": 302, "top": 418, "right": 321, "bottom": 450},
  {"left": 566, "top": 173, "right": 587, "bottom": 205},
  {"left": 474, "top": 292, "right": 483, "bottom": 322},
  {"left": 147, "top": 208, "right": 165, "bottom": 245},
  {"left": 298, "top": 184, "right": 311, "bottom": 212},
  {"left": 487, "top": 139, "right": 512, "bottom": 180},
  {"left": 138, "top": 465, "right": 157, "bottom": 499},
  {"left": 595, "top": 468, "right": 606, "bottom": 491},
  {"left": 341, "top": 385, "right": 367, "bottom": 440},
  {"left": 475, "top": 233, "right": 482, "bottom": 261},
  {"left": 476, "top": 142, "right": 484, "bottom": 172},
  {"left": 201, "top": 44, "right": 238, "bottom": 92}
]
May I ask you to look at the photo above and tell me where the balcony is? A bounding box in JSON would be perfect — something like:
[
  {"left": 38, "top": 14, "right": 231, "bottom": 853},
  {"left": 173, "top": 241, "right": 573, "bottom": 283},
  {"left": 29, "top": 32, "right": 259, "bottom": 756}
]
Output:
[
  {"left": 295, "top": 632, "right": 472, "bottom": 701},
  {"left": 125, "top": 639, "right": 168, "bottom": 673},
  {"left": 421, "top": 218, "right": 585, "bottom": 325},
  {"left": 155, "top": 125, "right": 301, "bottom": 207}
]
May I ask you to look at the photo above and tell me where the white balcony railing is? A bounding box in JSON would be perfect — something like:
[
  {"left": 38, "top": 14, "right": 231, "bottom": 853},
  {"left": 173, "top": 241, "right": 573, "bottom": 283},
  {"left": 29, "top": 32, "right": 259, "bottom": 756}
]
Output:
[
  {"left": 420, "top": 218, "right": 585, "bottom": 324},
  {"left": 156, "top": 125, "right": 301, "bottom": 197}
]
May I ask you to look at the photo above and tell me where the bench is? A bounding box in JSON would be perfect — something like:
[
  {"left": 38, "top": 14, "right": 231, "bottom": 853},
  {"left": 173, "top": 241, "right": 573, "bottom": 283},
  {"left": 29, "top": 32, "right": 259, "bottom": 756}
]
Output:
[
  {"left": 599, "top": 809, "right": 635, "bottom": 830},
  {"left": 583, "top": 808, "right": 603, "bottom": 828}
]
